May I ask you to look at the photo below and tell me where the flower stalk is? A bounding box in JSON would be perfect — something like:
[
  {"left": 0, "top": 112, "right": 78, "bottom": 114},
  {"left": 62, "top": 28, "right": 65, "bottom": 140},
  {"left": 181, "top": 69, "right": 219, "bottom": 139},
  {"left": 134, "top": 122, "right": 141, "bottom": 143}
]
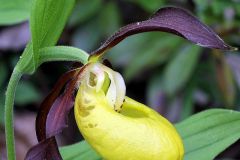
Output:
[{"left": 4, "top": 68, "right": 22, "bottom": 160}]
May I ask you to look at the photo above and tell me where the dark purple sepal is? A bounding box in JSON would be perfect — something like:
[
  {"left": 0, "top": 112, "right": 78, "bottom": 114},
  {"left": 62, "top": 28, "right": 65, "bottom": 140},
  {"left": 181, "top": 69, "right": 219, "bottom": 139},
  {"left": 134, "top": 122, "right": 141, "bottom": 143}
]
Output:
[
  {"left": 36, "top": 69, "right": 79, "bottom": 141},
  {"left": 25, "top": 137, "right": 62, "bottom": 160},
  {"left": 90, "top": 7, "right": 234, "bottom": 59},
  {"left": 25, "top": 68, "right": 82, "bottom": 160}
]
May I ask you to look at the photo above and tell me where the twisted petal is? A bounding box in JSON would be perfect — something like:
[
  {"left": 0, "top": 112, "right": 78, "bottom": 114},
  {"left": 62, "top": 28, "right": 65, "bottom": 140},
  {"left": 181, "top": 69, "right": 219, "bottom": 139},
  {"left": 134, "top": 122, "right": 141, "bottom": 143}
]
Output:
[{"left": 90, "top": 7, "right": 235, "bottom": 59}]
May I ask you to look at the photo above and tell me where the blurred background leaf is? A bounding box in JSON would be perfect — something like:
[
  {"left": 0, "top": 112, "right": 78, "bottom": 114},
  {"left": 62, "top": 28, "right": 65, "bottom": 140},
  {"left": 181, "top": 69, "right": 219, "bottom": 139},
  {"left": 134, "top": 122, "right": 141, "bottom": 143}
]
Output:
[
  {"left": 0, "top": 62, "right": 7, "bottom": 86},
  {"left": 97, "top": 2, "right": 121, "bottom": 36},
  {"left": 0, "top": 0, "right": 32, "bottom": 25},
  {"left": 0, "top": 62, "right": 8, "bottom": 124},
  {"left": 68, "top": 0, "right": 102, "bottom": 27},
  {"left": 163, "top": 45, "right": 201, "bottom": 96},
  {"left": 123, "top": 33, "right": 182, "bottom": 81},
  {"left": 15, "top": 81, "right": 41, "bottom": 106},
  {"left": 60, "top": 140, "right": 101, "bottom": 160},
  {"left": 126, "top": 0, "right": 166, "bottom": 12},
  {"left": 71, "top": 21, "right": 102, "bottom": 52},
  {"left": 226, "top": 53, "right": 240, "bottom": 90}
]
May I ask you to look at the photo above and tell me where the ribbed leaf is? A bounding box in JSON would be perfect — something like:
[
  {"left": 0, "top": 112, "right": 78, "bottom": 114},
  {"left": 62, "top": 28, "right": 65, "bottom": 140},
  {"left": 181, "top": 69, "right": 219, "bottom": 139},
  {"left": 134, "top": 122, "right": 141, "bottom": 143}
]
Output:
[
  {"left": 60, "top": 141, "right": 101, "bottom": 160},
  {"left": 30, "top": 0, "right": 75, "bottom": 68},
  {"left": 176, "top": 109, "right": 240, "bottom": 160}
]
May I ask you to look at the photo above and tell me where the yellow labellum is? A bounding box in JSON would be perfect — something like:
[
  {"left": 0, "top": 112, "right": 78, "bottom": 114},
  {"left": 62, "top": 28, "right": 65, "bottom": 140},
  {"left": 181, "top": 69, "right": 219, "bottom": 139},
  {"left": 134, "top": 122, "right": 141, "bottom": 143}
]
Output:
[{"left": 74, "top": 63, "right": 184, "bottom": 160}]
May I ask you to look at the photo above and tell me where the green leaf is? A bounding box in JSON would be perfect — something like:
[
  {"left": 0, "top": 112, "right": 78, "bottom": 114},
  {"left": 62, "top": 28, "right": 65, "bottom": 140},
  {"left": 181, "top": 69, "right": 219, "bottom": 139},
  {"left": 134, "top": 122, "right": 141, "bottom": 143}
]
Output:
[
  {"left": 0, "top": 90, "right": 5, "bottom": 124},
  {"left": 0, "top": 62, "right": 7, "bottom": 124},
  {"left": 193, "top": 0, "right": 209, "bottom": 11},
  {"left": 124, "top": 33, "right": 182, "bottom": 81},
  {"left": 98, "top": 2, "right": 121, "bottom": 36},
  {"left": 195, "top": 56, "right": 221, "bottom": 105},
  {"left": 0, "top": 0, "right": 32, "bottom": 25},
  {"left": 15, "top": 81, "right": 41, "bottom": 105},
  {"left": 175, "top": 109, "right": 240, "bottom": 160},
  {"left": 127, "top": 0, "right": 166, "bottom": 12},
  {"left": 72, "top": 21, "right": 101, "bottom": 52},
  {"left": 0, "top": 62, "right": 7, "bottom": 87},
  {"left": 68, "top": 0, "right": 101, "bottom": 27},
  {"left": 30, "top": 0, "right": 75, "bottom": 68},
  {"left": 180, "top": 86, "right": 195, "bottom": 120},
  {"left": 106, "top": 33, "right": 148, "bottom": 67},
  {"left": 211, "top": 1, "right": 232, "bottom": 16},
  {"left": 16, "top": 0, "right": 75, "bottom": 74},
  {"left": 60, "top": 140, "right": 101, "bottom": 160},
  {"left": 163, "top": 45, "right": 201, "bottom": 95},
  {"left": 214, "top": 55, "right": 236, "bottom": 107},
  {"left": 38, "top": 46, "right": 89, "bottom": 65}
]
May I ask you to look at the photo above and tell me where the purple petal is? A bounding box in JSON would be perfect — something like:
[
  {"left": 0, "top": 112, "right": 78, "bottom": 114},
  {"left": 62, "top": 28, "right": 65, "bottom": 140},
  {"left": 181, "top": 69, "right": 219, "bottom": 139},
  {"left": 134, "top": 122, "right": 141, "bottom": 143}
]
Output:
[
  {"left": 25, "top": 137, "right": 61, "bottom": 160},
  {"left": 25, "top": 69, "right": 81, "bottom": 160},
  {"left": 45, "top": 80, "right": 76, "bottom": 138},
  {"left": 91, "top": 7, "right": 235, "bottom": 58},
  {"left": 36, "top": 69, "right": 78, "bottom": 141}
]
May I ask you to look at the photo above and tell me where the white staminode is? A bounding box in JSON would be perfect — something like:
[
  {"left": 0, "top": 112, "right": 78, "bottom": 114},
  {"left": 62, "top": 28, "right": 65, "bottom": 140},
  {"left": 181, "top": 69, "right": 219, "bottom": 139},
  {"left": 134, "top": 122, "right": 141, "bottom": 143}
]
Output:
[
  {"left": 86, "top": 63, "right": 126, "bottom": 111},
  {"left": 88, "top": 64, "right": 105, "bottom": 92}
]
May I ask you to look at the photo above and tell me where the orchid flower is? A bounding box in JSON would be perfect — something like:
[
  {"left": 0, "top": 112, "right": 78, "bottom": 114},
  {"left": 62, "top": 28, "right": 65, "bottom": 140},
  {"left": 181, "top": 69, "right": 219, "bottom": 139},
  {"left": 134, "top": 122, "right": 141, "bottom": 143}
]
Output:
[{"left": 25, "top": 7, "right": 233, "bottom": 160}]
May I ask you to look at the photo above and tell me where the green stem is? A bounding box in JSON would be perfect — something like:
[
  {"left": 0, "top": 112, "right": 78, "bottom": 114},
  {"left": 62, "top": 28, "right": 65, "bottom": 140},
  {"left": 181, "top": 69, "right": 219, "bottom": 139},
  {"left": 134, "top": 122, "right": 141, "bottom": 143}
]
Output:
[{"left": 4, "top": 68, "right": 22, "bottom": 160}]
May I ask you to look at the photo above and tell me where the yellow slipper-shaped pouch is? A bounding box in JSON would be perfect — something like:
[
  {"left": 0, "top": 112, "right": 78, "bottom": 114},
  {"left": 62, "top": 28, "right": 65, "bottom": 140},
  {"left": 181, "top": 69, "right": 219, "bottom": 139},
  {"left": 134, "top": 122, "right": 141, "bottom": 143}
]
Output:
[{"left": 74, "top": 63, "right": 184, "bottom": 160}]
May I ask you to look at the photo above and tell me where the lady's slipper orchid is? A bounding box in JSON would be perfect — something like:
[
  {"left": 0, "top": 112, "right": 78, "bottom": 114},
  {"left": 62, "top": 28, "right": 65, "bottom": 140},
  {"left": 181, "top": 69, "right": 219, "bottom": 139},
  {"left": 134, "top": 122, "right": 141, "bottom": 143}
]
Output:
[{"left": 25, "top": 7, "right": 234, "bottom": 160}]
